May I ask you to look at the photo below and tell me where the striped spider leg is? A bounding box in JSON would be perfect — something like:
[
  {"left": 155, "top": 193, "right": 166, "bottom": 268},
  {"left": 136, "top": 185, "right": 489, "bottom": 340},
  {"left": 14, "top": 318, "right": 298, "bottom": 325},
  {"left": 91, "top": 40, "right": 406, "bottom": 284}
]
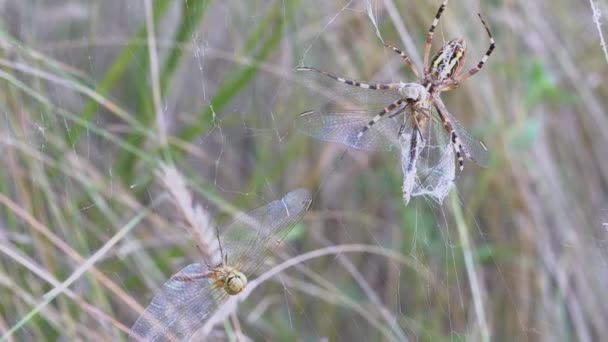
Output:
[
  {"left": 422, "top": 0, "right": 494, "bottom": 83},
  {"left": 423, "top": 0, "right": 450, "bottom": 73},
  {"left": 295, "top": 66, "right": 403, "bottom": 91},
  {"left": 383, "top": 44, "right": 422, "bottom": 79},
  {"left": 452, "top": 14, "right": 495, "bottom": 85},
  {"left": 429, "top": 14, "right": 496, "bottom": 92}
]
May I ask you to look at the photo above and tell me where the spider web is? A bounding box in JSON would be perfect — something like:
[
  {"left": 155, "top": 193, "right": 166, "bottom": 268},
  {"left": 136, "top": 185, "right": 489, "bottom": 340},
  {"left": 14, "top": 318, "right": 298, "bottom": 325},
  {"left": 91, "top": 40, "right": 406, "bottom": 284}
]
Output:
[
  {"left": 399, "top": 121, "right": 455, "bottom": 206},
  {"left": 292, "top": 2, "right": 527, "bottom": 341},
  {"left": 0, "top": 1, "right": 486, "bottom": 341},
  {"left": 2, "top": 1, "right": 606, "bottom": 342}
]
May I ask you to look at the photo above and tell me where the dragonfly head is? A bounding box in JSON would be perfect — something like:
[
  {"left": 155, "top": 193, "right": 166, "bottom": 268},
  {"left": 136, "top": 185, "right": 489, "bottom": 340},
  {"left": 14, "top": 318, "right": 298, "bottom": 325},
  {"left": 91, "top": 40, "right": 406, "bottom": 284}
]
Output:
[
  {"left": 399, "top": 83, "right": 428, "bottom": 104},
  {"left": 224, "top": 269, "right": 248, "bottom": 295}
]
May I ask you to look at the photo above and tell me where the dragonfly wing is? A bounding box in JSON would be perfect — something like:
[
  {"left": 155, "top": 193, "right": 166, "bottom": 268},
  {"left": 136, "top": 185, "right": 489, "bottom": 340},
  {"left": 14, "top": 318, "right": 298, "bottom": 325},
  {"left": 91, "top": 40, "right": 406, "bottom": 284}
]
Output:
[
  {"left": 220, "top": 188, "right": 312, "bottom": 277},
  {"left": 297, "top": 110, "right": 402, "bottom": 151},
  {"left": 296, "top": 67, "right": 402, "bottom": 111},
  {"left": 400, "top": 118, "right": 455, "bottom": 205},
  {"left": 433, "top": 99, "right": 489, "bottom": 167},
  {"left": 412, "top": 120, "right": 455, "bottom": 202},
  {"left": 449, "top": 113, "right": 490, "bottom": 167},
  {"left": 129, "top": 263, "right": 224, "bottom": 342}
]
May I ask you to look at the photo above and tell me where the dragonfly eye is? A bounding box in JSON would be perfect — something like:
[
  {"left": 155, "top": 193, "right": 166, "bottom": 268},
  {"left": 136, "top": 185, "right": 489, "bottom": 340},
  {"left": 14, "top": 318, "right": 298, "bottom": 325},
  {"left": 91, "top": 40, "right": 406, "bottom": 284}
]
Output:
[{"left": 224, "top": 270, "right": 248, "bottom": 295}]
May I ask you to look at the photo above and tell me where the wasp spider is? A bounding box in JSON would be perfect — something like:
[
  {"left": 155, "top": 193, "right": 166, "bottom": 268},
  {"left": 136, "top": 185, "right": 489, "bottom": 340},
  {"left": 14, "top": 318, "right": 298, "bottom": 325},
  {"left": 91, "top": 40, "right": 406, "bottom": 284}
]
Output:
[{"left": 297, "top": 0, "right": 494, "bottom": 173}]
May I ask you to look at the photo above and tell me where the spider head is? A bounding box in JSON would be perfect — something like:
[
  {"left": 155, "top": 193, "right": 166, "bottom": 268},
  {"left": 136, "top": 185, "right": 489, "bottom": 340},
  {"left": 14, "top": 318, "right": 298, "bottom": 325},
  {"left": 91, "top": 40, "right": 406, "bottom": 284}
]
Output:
[
  {"left": 399, "top": 83, "right": 428, "bottom": 104},
  {"left": 429, "top": 38, "right": 467, "bottom": 82}
]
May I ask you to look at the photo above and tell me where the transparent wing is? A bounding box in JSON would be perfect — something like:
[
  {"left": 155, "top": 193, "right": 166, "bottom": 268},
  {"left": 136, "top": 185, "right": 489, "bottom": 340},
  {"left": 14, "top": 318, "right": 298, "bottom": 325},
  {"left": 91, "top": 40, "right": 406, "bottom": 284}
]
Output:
[
  {"left": 129, "top": 263, "right": 225, "bottom": 342},
  {"left": 433, "top": 99, "right": 489, "bottom": 167},
  {"left": 297, "top": 110, "right": 402, "bottom": 151},
  {"left": 296, "top": 67, "right": 402, "bottom": 111},
  {"left": 448, "top": 111, "right": 490, "bottom": 167},
  {"left": 129, "top": 190, "right": 311, "bottom": 341},
  {"left": 220, "top": 188, "right": 312, "bottom": 277},
  {"left": 401, "top": 118, "right": 455, "bottom": 205},
  {"left": 412, "top": 119, "right": 456, "bottom": 202}
]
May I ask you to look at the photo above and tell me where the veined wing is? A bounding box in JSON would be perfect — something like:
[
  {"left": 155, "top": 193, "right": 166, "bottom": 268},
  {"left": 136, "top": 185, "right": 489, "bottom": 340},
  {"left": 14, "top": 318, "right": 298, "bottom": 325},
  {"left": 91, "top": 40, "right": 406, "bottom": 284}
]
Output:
[
  {"left": 297, "top": 110, "right": 402, "bottom": 151},
  {"left": 448, "top": 112, "right": 489, "bottom": 167},
  {"left": 220, "top": 188, "right": 312, "bottom": 277},
  {"left": 433, "top": 100, "right": 489, "bottom": 167},
  {"left": 413, "top": 118, "right": 455, "bottom": 202},
  {"left": 401, "top": 117, "right": 455, "bottom": 205},
  {"left": 129, "top": 263, "right": 224, "bottom": 342},
  {"left": 129, "top": 189, "right": 311, "bottom": 341},
  {"left": 417, "top": 116, "right": 455, "bottom": 170},
  {"left": 296, "top": 67, "right": 402, "bottom": 111}
]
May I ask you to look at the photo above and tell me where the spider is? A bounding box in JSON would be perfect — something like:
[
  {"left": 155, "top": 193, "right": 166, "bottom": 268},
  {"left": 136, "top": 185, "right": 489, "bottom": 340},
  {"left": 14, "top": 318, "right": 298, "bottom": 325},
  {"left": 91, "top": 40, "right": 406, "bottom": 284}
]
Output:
[{"left": 297, "top": 0, "right": 494, "bottom": 173}]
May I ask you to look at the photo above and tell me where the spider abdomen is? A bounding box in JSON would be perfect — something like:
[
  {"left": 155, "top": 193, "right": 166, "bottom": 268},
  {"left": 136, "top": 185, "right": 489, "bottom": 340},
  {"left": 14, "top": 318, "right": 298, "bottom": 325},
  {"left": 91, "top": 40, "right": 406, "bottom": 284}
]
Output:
[{"left": 429, "top": 38, "right": 467, "bottom": 82}]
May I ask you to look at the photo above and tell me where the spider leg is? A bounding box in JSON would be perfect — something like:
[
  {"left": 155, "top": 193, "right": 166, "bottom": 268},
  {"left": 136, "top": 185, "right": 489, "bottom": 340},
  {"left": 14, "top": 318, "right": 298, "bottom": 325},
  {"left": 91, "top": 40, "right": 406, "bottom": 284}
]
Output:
[
  {"left": 383, "top": 44, "right": 422, "bottom": 78},
  {"left": 388, "top": 103, "right": 410, "bottom": 119},
  {"left": 423, "top": 0, "right": 449, "bottom": 73},
  {"left": 453, "top": 13, "right": 495, "bottom": 83},
  {"left": 437, "top": 79, "right": 459, "bottom": 92},
  {"left": 357, "top": 99, "right": 405, "bottom": 139},
  {"left": 296, "top": 66, "right": 401, "bottom": 90},
  {"left": 433, "top": 102, "right": 465, "bottom": 172}
]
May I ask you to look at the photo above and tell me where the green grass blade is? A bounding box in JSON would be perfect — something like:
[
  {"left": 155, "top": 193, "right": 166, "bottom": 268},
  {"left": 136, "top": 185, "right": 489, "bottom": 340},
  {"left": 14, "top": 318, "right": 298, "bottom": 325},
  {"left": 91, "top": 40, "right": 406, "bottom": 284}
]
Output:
[
  {"left": 69, "top": 0, "right": 173, "bottom": 148},
  {"left": 0, "top": 197, "right": 165, "bottom": 341},
  {"left": 177, "top": 3, "right": 285, "bottom": 143}
]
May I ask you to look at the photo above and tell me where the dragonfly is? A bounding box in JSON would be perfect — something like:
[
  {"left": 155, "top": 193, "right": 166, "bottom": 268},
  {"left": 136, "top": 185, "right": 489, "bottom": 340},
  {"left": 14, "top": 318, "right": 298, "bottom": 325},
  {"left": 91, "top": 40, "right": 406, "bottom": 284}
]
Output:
[
  {"left": 295, "top": 1, "right": 493, "bottom": 204},
  {"left": 129, "top": 188, "right": 312, "bottom": 341}
]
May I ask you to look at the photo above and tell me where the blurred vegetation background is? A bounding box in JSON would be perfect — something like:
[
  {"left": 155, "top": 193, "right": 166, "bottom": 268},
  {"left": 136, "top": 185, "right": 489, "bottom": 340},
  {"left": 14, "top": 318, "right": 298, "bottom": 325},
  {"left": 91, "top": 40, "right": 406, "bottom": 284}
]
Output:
[{"left": 0, "top": 0, "right": 607, "bottom": 341}]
